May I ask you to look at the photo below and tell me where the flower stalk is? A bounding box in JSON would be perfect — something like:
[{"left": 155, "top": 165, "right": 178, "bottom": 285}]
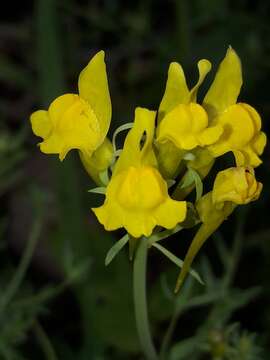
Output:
[{"left": 133, "top": 238, "right": 158, "bottom": 360}]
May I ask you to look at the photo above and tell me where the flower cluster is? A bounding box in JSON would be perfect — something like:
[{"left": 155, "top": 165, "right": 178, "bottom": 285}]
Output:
[{"left": 30, "top": 48, "right": 266, "bottom": 291}]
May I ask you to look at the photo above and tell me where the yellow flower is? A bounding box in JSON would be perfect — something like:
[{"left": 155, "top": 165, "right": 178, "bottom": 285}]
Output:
[
  {"left": 208, "top": 103, "right": 266, "bottom": 167},
  {"left": 212, "top": 166, "right": 262, "bottom": 207},
  {"left": 156, "top": 58, "right": 222, "bottom": 178},
  {"left": 175, "top": 166, "right": 262, "bottom": 292},
  {"left": 204, "top": 47, "right": 267, "bottom": 167},
  {"left": 30, "top": 51, "right": 112, "bottom": 162},
  {"left": 157, "top": 103, "right": 223, "bottom": 151},
  {"left": 158, "top": 59, "right": 211, "bottom": 121},
  {"left": 92, "top": 107, "right": 187, "bottom": 238}
]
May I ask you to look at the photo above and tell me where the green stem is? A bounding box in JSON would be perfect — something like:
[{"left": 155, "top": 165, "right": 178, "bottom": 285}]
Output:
[
  {"left": 34, "top": 321, "right": 59, "bottom": 360},
  {"left": 222, "top": 209, "right": 246, "bottom": 288},
  {"left": 133, "top": 238, "right": 158, "bottom": 360},
  {"left": 0, "top": 217, "right": 42, "bottom": 312},
  {"left": 160, "top": 308, "right": 179, "bottom": 359}
]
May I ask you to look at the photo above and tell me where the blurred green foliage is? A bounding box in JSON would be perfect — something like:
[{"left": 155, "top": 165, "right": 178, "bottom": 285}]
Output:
[{"left": 0, "top": 0, "right": 270, "bottom": 359}]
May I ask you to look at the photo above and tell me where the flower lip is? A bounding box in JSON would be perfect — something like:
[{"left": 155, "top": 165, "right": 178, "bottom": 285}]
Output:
[
  {"left": 208, "top": 103, "right": 266, "bottom": 167},
  {"left": 117, "top": 166, "right": 167, "bottom": 210},
  {"left": 157, "top": 103, "right": 223, "bottom": 151},
  {"left": 36, "top": 93, "right": 103, "bottom": 160},
  {"left": 92, "top": 164, "right": 187, "bottom": 238}
]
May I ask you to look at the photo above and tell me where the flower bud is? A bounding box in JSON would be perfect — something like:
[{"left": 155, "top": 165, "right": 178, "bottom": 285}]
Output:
[{"left": 212, "top": 166, "right": 262, "bottom": 207}]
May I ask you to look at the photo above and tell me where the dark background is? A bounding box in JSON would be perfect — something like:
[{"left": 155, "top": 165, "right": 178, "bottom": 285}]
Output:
[{"left": 0, "top": 0, "right": 270, "bottom": 359}]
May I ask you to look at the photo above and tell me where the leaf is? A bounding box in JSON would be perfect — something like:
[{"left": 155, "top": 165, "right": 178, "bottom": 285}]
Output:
[
  {"left": 166, "top": 179, "right": 176, "bottom": 188},
  {"left": 105, "top": 234, "right": 129, "bottom": 266},
  {"left": 99, "top": 169, "right": 109, "bottom": 186},
  {"left": 180, "top": 167, "right": 203, "bottom": 201},
  {"left": 88, "top": 187, "right": 106, "bottom": 194},
  {"left": 148, "top": 225, "right": 183, "bottom": 246},
  {"left": 152, "top": 243, "right": 204, "bottom": 285},
  {"left": 180, "top": 169, "right": 195, "bottom": 189},
  {"left": 183, "top": 290, "right": 224, "bottom": 310},
  {"left": 191, "top": 168, "right": 203, "bottom": 201},
  {"left": 169, "top": 336, "right": 200, "bottom": 360}
]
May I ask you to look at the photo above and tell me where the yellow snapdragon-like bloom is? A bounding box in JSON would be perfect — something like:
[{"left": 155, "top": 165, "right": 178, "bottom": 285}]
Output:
[
  {"left": 157, "top": 103, "right": 223, "bottom": 151},
  {"left": 175, "top": 166, "right": 262, "bottom": 292},
  {"left": 30, "top": 51, "right": 112, "bottom": 162},
  {"left": 204, "top": 47, "right": 267, "bottom": 167},
  {"left": 93, "top": 107, "right": 187, "bottom": 238},
  {"left": 158, "top": 58, "right": 211, "bottom": 121},
  {"left": 208, "top": 103, "right": 266, "bottom": 167},
  {"left": 212, "top": 166, "right": 262, "bottom": 207},
  {"left": 156, "top": 58, "right": 221, "bottom": 178}
]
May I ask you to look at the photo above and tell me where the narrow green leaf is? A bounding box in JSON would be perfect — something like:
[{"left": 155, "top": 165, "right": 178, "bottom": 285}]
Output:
[
  {"left": 190, "top": 168, "right": 203, "bottom": 201},
  {"left": 180, "top": 169, "right": 194, "bottom": 189},
  {"left": 99, "top": 169, "right": 110, "bottom": 186},
  {"left": 181, "top": 167, "right": 203, "bottom": 201},
  {"left": 166, "top": 179, "right": 176, "bottom": 188},
  {"left": 148, "top": 225, "right": 183, "bottom": 246},
  {"left": 152, "top": 243, "right": 204, "bottom": 285},
  {"left": 169, "top": 336, "right": 199, "bottom": 360},
  {"left": 105, "top": 234, "right": 129, "bottom": 266},
  {"left": 88, "top": 187, "right": 106, "bottom": 194}
]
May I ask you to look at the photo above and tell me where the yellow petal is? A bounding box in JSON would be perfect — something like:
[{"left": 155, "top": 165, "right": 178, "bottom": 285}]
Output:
[
  {"left": 238, "top": 148, "right": 262, "bottom": 168},
  {"left": 212, "top": 167, "right": 262, "bottom": 205},
  {"left": 113, "top": 107, "right": 157, "bottom": 175},
  {"left": 158, "top": 62, "right": 189, "bottom": 123},
  {"left": 43, "top": 93, "right": 104, "bottom": 160},
  {"left": 93, "top": 165, "right": 186, "bottom": 238},
  {"left": 93, "top": 202, "right": 124, "bottom": 232},
  {"left": 93, "top": 194, "right": 157, "bottom": 238},
  {"left": 78, "top": 51, "right": 111, "bottom": 141},
  {"left": 209, "top": 104, "right": 256, "bottom": 155},
  {"left": 252, "top": 132, "right": 267, "bottom": 155},
  {"left": 30, "top": 110, "right": 52, "bottom": 139},
  {"left": 241, "top": 103, "right": 262, "bottom": 132},
  {"left": 233, "top": 150, "right": 247, "bottom": 167},
  {"left": 123, "top": 212, "right": 156, "bottom": 238},
  {"left": 116, "top": 167, "right": 167, "bottom": 210},
  {"left": 203, "top": 47, "right": 242, "bottom": 118},
  {"left": 40, "top": 132, "right": 64, "bottom": 155},
  {"left": 153, "top": 198, "right": 186, "bottom": 229},
  {"left": 208, "top": 103, "right": 265, "bottom": 167},
  {"left": 58, "top": 98, "right": 101, "bottom": 156},
  {"left": 198, "top": 125, "right": 223, "bottom": 146},
  {"left": 157, "top": 103, "right": 217, "bottom": 150},
  {"left": 181, "top": 135, "right": 198, "bottom": 150},
  {"left": 190, "top": 59, "right": 212, "bottom": 102},
  {"left": 48, "top": 94, "right": 78, "bottom": 125}
]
